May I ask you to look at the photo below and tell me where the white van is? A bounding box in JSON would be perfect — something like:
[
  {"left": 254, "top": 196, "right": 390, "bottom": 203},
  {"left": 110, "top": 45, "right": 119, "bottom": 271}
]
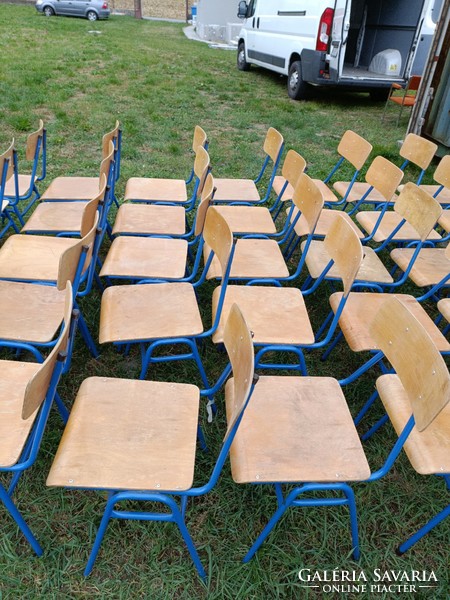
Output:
[{"left": 236, "top": 0, "right": 441, "bottom": 100}]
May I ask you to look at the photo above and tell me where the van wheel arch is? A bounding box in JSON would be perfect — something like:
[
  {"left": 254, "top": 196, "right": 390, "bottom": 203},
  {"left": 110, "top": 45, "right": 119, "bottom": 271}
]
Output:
[
  {"left": 237, "top": 40, "right": 251, "bottom": 71},
  {"left": 287, "top": 60, "right": 309, "bottom": 100}
]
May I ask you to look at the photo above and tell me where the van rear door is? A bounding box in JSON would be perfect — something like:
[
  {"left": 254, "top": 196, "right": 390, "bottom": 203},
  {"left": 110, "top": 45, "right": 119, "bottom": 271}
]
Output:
[{"left": 328, "top": 0, "right": 349, "bottom": 81}]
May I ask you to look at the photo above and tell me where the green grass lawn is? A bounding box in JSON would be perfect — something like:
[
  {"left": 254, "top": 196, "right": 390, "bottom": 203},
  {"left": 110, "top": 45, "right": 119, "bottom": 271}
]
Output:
[{"left": 0, "top": 5, "right": 448, "bottom": 598}]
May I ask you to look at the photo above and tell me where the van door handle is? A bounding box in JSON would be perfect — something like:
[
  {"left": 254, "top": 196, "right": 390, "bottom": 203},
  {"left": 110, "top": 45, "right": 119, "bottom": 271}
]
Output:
[
  {"left": 252, "top": 17, "right": 255, "bottom": 27},
  {"left": 257, "top": 17, "right": 260, "bottom": 28}
]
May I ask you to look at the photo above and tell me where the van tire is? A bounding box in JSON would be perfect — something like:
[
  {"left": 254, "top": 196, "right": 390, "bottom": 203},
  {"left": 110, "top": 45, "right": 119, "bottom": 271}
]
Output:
[
  {"left": 288, "top": 61, "right": 309, "bottom": 100},
  {"left": 237, "top": 42, "right": 251, "bottom": 71}
]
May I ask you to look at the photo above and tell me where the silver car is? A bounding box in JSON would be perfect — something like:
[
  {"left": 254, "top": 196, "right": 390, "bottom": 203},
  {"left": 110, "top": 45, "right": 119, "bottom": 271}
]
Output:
[{"left": 35, "top": 0, "right": 110, "bottom": 21}]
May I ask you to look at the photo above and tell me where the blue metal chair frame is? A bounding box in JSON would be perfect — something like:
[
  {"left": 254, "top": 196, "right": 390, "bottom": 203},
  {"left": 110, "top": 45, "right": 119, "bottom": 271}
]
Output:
[
  {"left": 0, "top": 309, "right": 77, "bottom": 556},
  {"left": 6, "top": 123, "right": 47, "bottom": 218}
]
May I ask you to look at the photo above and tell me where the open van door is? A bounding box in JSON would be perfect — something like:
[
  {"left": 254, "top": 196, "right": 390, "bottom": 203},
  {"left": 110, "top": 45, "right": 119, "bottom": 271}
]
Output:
[{"left": 328, "top": 0, "right": 350, "bottom": 81}]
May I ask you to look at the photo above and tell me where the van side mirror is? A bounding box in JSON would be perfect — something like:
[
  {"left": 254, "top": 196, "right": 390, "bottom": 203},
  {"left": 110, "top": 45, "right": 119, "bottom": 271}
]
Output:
[{"left": 237, "top": 1, "right": 248, "bottom": 19}]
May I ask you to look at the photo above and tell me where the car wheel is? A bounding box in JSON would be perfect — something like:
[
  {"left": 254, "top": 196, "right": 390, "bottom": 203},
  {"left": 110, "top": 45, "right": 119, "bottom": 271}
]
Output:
[
  {"left": 43, "top": 5, "right": 55, "bottom": 16},
  {"left": 237, "top": 42, "right": 250, "bottom": 71},
  {"left": 287, "top": 60, "right": 310, "bottom": 100},
  {"left": 87, "top": 10, "right": 98, "bottom": 21}
]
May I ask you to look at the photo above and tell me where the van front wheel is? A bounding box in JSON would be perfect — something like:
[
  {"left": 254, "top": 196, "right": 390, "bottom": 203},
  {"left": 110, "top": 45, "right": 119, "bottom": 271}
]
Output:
[
  {"left": 288, "top": 61, "right": 309, "bottom": 100},
  {"left": 237, "top": 42, "right": 251, "bottom": 71}
]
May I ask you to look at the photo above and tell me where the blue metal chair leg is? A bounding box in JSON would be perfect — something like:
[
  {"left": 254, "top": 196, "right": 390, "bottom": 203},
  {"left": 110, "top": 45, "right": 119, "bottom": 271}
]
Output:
[
  {"left": 361, "top": 414, "right": 389, "bottom": 441},
  {"left": 75, "top": 307, "right": 99, "bottom": 358},
  {"left": 343, "top": 484, "right": 360, "bottom": 560},
  {"left": 354, "top": 390, "right": 380, "bottom": 426},
  {"left": 242, "top": 499, "right": 288, "bottom": 563},
  {"left": 54, "top": 392, "right": 69, "bottom": 423},
  {"left": 396, "top": 504, "right": 450, "bottom": 555},
  {"left": 84, "top": 497, "right": 115, "bottom": 576},
  {"left": 175, "top": 513, "right": 207, "bottom": 580},
  {"left": 0, "top": 482, "right": 43, "bottom": 556}
]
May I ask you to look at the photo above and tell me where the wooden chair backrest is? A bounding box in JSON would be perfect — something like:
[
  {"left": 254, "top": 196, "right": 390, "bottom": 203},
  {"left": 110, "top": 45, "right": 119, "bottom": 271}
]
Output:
[
  {"left": 0, "top": 140, "right": 15, "bottom": 187},
  {"left": 263, "top": 127, "right": 284, "bottom": 163},
  {"left": 406, "top": 75, "right": 422, "bottom": 93},
  {"left": 394, "top": 182, "right": 442, "bottom": 241},
  {"left": 434, "top": 154, "right": 450, "bottom": 188},
  {"left": 281, "top": 149, "right": 306, "bottom": 188},
  {"left": 194, "top": 173, "right": 214, "bottom": 237},
  {"left": 292, "top": 172, "right": 324, "bottom": 234},
  {"left": 101, "top": 121, "right": 120, "bottom": 160},
  {"left": 22, "top": 282, "right": 73, "bottom": 419},
  {"left": 324, "top": 214, "right": 363, "bottom": 296},
  {"left": 203, "top": 206, "right": 233, "bottom": 278},
  {"left": 338, "top": 130, "right": 373, "bottom": 171},
  {"left": 99, "top": 141, "right": 115, "bottom": 186},
  {"left": 223, "top": 303, "right": 255, "bottom": 439},
  {"left": 25, "top": 120, "right": 44, "bottom": 161},
  {"left": 366, "top": 156, "right": 404, "bottom": 202},
  {"left": 370, "top": 296, "right": 450, "bottom": 431},
  {"left": 400, "top": 133, "right": 437, "bottom": 170},
  {"left": 193, "top": 145, "right": 210, "bottom": 192},
  {"left": 57, "top": 211, "right": 99, "bottom": 289},
  {"left": 192, "top": 125, "right": 207, "bottom": 153}
]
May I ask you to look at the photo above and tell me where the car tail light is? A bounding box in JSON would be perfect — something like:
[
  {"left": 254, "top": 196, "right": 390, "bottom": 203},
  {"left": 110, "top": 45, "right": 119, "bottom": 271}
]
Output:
[
  {"left": 316, "top": 7, "right": 334, "bottom": 52},
  {"left": 102, "top": 1, "right": 108, "bottom": 7}
]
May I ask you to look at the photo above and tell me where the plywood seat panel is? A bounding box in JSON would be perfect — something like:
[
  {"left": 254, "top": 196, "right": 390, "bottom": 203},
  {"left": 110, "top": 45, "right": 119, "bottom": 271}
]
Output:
[
  {"left": 288, "top": 207, "right": 364, "bottom": 238},
  {"left": 211, "top": 178, "right": 260, "bottom": 202},
  {"left": 356, "top": 211, "right": 441, "bottom": 242},
  {"left": 418, "top": 184, "right": 450, "bottom": 205},
  {"left": 0, "top": 235, "right": 77, "bottom": 282},
  {"left": 204, "top": 238, "right": 289, "bottom": 280},
  {"left": 0, "top": 281, "right": 66, "bottom": 343},
  {"left": 41, "top": 177, "right": 99, "bottom": 201},
  {"left": 47, "top": 377, "right": 200, "bottom": 491},
  {"left": 437, "top": 298, "right": 450, "bottom": 323},
  {"left": 377, "top": 374, "right": 450, "bottom": 475},
  {"left": 272, "top": 175, "right": 294, "bottom": 201},
  {"left": 226, "top": 375, "right": 370, "bottom": 484},
  {"left": 390, "top": 247, "right": 450, "bottom": 287},
  {"left": 304, "top": 240, "right": 393, "bottom": 284},
  {"left": 213, "top": 206, "right": 276, "bottom": 234},
  {"left": 311, "top": 179, "right": 338, "bottom": 203},
  {"left": 21, "top": 201, "right": 87, "bottom": 234},
  {"left": 124, "top": 178, "right": 187, "bottom": 203},
  {"left": 112, "top": 204, "right": 186, "bottom": 236},
  {"left": 211, "top": 285, "right": 314, "bottom": 345},
  {"left": 333, "top": 181, "right": 396, "bottom": 204},
  {"left": 329, "top": 292, "right": 450, "bottom": 352},
  {"left": 100, "top": 282, "right": 203, "bottom": 343},
  {"left": 5, "top": 174, "right": 33, "bottom": 197},
  {"left": 99, "top": 237, "right": 188, "bottom": 280},
  {"left": 0, "top": 360, "right": 41, "bottom": 467},
  {"left": 437, "top": 210, "right": 450, "bottom": 233}
]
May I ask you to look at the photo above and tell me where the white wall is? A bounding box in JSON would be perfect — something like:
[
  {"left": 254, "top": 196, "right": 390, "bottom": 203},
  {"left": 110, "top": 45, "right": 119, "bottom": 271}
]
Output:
[{"left": 196, "top": 0, "right": 241, "bottom": 44}]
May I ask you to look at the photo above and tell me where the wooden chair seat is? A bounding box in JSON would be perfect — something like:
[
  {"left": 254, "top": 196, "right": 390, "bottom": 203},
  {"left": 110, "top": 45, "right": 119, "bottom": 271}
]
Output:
[
  {"left": 0, "top": 281, "right": 66, "bottom": 344},
  {"left": 0, "top": 360, "right": 41, "bottom": 467},
  {"left": 100, "top": 282, "right": 203, "bottom": 344},
  {"left": 212, "top": 205, "right": 276, "bottom": 234},
  {"left": 0, "top": 235, "right": 78, "bottom": 282},
  {"left": 204, "top": 238, "right": 289, "bottom": 280},
  {"left": 312, "top": 179, "right": 338, "bottom": 203},
  {"left": 225, "top": 375, "right": 370, "bottom": 484},
  {"left": 437, "top": 298, "right": 450, "bottom": 323},
  {"left": 377, "top": 374, "right": 450, "bottom": 475},
  {"left": 390, "top": 247, "right": 449, "bottom": 287},
  {"left": 211, "top": 285, "right": 314, "bottom": 345},
  {"left": 21, "top": 201, "right": 88, "bottom": 234},
  {"left": 211, "top": 178, "right": 260, "bottom": 202},
  {"left": 420, "top": 185, "right": 450, "bottom": 204},
  {"left": 272, "top": 175, "right": 294, "bottom": 201},
  {"left": 437, "top": 210, "right": 450, "bottom": 233},
  {"left": 329, "top": 292, "right": 450, "bottom": 352},
  {"left": 99, "top": 237, "right": 188, "bottom": 280},
  {"left": 47, "top": 376, "right": 199, "bottom": 491},
  {"left": 356, "top": 211, "right": 442, "bottom": 242},
  {"left": 41, "top": 176, "right": 100, "bottom": 201},
  {"left": 111, "top": 204, "right": 186, "bottom": 236},
  {"left": 124, "top": 178, "right": 187, "bottom": 203},
  {"left": 333, "top": 181, "right": 396, "bottom": 204},
  {"left": 303, "top": 239, "right": 393, "bottom": 284},
  {"left": 288, "top": 207, "right": 364, "bottom": 238},
  {"left": 4, "top": 174, "right": 33, "bottom": 197}
]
